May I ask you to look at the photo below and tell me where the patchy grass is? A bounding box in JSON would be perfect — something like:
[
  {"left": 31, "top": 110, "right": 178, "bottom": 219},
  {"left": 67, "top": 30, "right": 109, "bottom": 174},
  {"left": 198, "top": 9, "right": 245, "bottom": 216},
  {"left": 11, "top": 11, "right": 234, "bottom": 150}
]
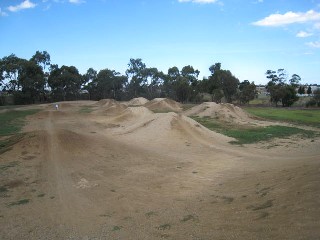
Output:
[
  {"left": 78, "top": 106, "right": 95, "bottom": 114},
  {"left": 0, "top": 134, "right": 25, "bottom": 154},
  {"left": 181, "top": 103, "right": 197, "bottom": 111},
  {"left": 245, "top": 107, "right": 320, "bottom": 128},
  {"left": 112, "top": 226, "right": 123, "bottom": 231},
  {"left": 180, "top": 214, "right": 198, "bottom": 222},
  {"left": 157, "top": 223, "right": 171, "bottom": 231},
  {"left": 0, "top": 161, "right": 19, "bottom": 172},
  {"left": 192, "top": 116, "right": 315, "bottom": 145},
  {"left": 248, "top": 200, "right": 274, "bottom": 211},
  {"left": 0, "top": 109, "right": 40, "bottom": 136},
  {"left": 0, "top": 109, "right": 38, "bottom": 154},
  {"left": 145, "top": 211, "right": 158, "bottom": 218},
  {"left": 8, "top": 199, "right": 30, "bottom": 207}
]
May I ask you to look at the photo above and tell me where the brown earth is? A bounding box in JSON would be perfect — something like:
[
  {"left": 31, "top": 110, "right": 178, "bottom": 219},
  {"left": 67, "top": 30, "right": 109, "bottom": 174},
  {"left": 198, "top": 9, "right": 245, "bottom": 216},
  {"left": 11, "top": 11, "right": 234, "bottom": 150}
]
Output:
[
  {"left": 0, "top": 100, "right": 319, "bottom": 239},
  {"left": 144, "top": 98, "right": 183, "bottom": 112}
]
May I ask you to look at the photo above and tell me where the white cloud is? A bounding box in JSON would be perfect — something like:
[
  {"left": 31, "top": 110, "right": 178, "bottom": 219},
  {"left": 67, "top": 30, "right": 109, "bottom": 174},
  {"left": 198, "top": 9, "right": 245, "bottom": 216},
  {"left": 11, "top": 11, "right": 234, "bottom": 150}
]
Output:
[
  {"left": 253, "top": 10, "right": 320, "bottom": 27},
  {"left": 178, "top": 0, "right": 218, "bottom": 4},
  {"left": 306, "top": 41, "right": 320, "bottom": 48},
  {"left": 69, "top": 0, "right": 85, "bottom": 4},
  {"left": 8, "top": 0, "right": 37, "bottom": 12},
  {"left": 296, "top": 31, "right": 313, "bottom": 38},
  {"left": 0, "top": 8, "right": 8, "bottom": 16},
  {"left": 314, "top": 22, "right": 320, "bottom": 29}
]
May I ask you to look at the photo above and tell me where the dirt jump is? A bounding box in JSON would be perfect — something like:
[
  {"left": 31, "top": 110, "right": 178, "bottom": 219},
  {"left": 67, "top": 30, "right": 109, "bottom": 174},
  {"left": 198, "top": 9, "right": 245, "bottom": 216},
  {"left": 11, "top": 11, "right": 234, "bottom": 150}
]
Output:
[{"left": 0, "top": 99, "right": 319, "bottom": 239}]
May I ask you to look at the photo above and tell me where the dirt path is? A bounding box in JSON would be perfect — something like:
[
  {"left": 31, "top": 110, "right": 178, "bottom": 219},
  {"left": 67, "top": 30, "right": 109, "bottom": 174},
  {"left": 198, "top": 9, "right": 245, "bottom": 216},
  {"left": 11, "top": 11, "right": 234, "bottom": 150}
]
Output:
[{"left": 0, "top": 102, "right": 319, "bottom": 239}]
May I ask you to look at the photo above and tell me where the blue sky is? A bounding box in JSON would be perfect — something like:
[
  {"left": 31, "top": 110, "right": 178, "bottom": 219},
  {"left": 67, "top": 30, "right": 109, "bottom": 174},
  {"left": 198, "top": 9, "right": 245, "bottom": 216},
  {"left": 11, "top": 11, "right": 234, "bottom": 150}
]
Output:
[{"left": 1, "top": 0, "right": 320, "bottom": 84}]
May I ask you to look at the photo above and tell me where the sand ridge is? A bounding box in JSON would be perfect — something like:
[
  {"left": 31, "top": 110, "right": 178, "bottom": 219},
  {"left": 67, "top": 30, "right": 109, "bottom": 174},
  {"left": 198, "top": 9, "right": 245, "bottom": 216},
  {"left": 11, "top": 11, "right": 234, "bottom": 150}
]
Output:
[{"left": 144, "top": 98, "right": 183, "bottom": 112}]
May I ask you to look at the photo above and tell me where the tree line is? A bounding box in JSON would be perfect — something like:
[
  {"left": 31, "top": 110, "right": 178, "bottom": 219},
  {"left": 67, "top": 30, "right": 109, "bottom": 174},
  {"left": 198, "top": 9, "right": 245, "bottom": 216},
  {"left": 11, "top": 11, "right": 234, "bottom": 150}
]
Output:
[{"left": 0, "top": 50, "right": 307, "bottom": 106}]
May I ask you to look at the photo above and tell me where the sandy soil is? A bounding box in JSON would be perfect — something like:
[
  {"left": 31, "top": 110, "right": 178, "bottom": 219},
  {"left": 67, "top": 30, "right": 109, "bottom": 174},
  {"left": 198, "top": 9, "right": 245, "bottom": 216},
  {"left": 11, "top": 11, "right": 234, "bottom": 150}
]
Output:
[{"left": 0, "top": 99, "right": 319, "bottom": 240}]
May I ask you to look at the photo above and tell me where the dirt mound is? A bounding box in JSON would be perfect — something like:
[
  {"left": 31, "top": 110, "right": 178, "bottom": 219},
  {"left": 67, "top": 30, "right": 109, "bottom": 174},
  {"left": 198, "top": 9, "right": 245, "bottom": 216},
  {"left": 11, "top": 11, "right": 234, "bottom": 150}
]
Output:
[
  {"left": 144, "top": 98, "right": 182, "bottom": 112},
  {"left": 94, "top": 99, "right": 118, "bottom": 107},
  {"left": 114, "top": 112, "right": 233, "bottom": 147},
  {"left": 184, "top": 102, "right": 252, "bottom": 124},
  {"left": 126, "top": 97, "right": 149, "bottom": 106},
  {"left": 111, "top": 106, "right": 153, "bottom": 123},
  {"left": 92, "top": 101, "right": 127, "bottom": 116}
]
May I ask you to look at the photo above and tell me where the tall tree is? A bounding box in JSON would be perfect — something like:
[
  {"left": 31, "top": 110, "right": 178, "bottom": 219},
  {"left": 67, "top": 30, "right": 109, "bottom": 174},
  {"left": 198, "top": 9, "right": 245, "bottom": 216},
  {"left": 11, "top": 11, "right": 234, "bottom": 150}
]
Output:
[
  {"left": 126, "top": 58, "right": 147, "bottom": 97},
  {"left": 48, "top": 65, "right": 82, "bottom": 101},
  {"left": 30, "top": 51, "right": 51, "bottom": 72},
  {"left": 238, "top": 80, "right": 257, "bottom": 105},
  {"left": 0, "top": 54, "right": 24, "bottom": 92},
  {"left": 206, "top": 63, "right": 239, "bottom": 103},
  {"left": 17, "top": 60, "right": 45, "bottom": 103},
  {"left": 266, "top": 69, "right": 299, "bottom": 107}
]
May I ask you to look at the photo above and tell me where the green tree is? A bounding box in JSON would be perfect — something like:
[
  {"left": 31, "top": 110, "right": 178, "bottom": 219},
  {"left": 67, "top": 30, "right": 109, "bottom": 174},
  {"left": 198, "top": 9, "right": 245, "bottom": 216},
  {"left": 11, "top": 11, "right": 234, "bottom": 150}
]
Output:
[
  {"left": 17, "top": 60, "right": 45, "bottom": 104},
  {"left": 297, "top": 86, "right": 305, "bottom": 95},
  {"left": 30, "top": 51, "right": 51, "bottom": 73},
  {"left": 96, "top": 69, "right": 127, "bottom": 100},
  {"left": 238, "top": 80, "right": 257, "bottom": 105},
  {"left": 48, "top": 65, "right": 82, "bottom": 101},
  {"left": 126, "top": 58, "right": 147, "bottom": 97},
  {"left": 0, "top": 54, "right": 24, "bottom": 92},
  {"left": 307, "top": 86, "right": 312, "bottom": 95},
  {"left": 206, "top": 63, "right": 239, "bottom": 103},
  {"left": 266, "top": 69, "right": 299, "bottom": 107}
]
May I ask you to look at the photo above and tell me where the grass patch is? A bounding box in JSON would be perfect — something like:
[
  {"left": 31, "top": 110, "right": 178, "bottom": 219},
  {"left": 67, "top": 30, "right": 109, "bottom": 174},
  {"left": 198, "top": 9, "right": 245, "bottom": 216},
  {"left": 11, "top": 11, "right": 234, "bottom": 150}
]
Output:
[
  {"left": 192, "top": 116, "right": 315, "bottom": 145},
  {"left": 180, "top": 214, "right": 198, "bottom": 222},
  {"left": 0, "top": 161, "right": 19, "bottom": 172},
  {"left": 145, "top": 211, "right": 158, "bottom": 218},
  {"left": 112, "top": 226, "right": 123, "bottom": 231},
  {"left": 78, "top": 106, "right": 95, "bottom": 114},
  {"left": 0, "top": 134, "right": 26, "bottom": 154},
  {"left": 245, "top": 107, "right": 320, "bottom": 128},
  {"left": 182, "top": 103, "right": 197, "bottom": 111},
  {"left": 0, "top": 186, "right": 8, "bottom": 193},
  {"left": 157, "top": 223, "right": 171, "bottom": 231},
  {"left": 0, "top": 109, "right": 40, "bottom": 136},
  {"left": 248, "top": 200, "right": 274, "bottom": 211},
  {"left": 8, "top": 198, "right": 30, "bottom": 207}
]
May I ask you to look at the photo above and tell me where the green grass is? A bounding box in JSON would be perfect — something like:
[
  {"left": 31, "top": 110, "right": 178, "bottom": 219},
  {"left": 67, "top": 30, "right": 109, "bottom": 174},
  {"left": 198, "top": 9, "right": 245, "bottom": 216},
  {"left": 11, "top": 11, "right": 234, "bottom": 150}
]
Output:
[
  {"left": 0, "top": 134, "right": 25, "bottom": 154},
  {"left": 78, "top": 106, "right": 95, "bottom": 114},
  {"left": 0, "top": 161, "right": 19, "bottom": 172},
  {"left": 8, "top": 199, "right": 30, "bottom": 207},
  {"left": 0, "top": 109, "right": 40, "bottom": 136},
  {"left": 245, "top": 107, "right": 320, "bottom": 127},
  {"left": 192, "top": 116, "right": 315, "bottom": 145},
  {"left": 0, "top": 109, "right": 39, "bottom": 154}
]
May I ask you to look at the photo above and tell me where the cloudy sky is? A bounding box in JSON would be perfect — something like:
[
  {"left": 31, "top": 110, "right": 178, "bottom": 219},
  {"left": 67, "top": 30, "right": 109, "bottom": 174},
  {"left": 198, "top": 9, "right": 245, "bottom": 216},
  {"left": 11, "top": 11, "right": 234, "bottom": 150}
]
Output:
[{"left": 0, "top": 0, "right": 320, "bottom": 84}]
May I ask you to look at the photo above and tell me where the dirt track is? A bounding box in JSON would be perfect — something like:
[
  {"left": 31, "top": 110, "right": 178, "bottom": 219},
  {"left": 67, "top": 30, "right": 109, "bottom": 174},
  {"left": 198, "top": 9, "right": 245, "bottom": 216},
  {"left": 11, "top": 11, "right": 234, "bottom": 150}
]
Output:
[{"left": 0, "top": 100, "right": 319, "bottom": 239}]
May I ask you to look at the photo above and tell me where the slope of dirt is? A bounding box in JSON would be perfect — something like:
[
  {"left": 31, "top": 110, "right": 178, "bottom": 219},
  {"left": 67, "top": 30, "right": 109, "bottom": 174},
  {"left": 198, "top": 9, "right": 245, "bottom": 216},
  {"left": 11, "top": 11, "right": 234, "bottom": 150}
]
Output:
[
  {"left": 184, "top": 102, "right": 256, "bottom": 124},
  {"left": 0, "top": 101, "right": 319, "bottom": 240},
  {"left": 126, "top": 97, "right": 149, "bottom": 106},
  {"left": 144, "top": 98, "right": 182, "bottom": 112},
  {"left": 92, "top": 100, "right": 127, "bottom": 116}
]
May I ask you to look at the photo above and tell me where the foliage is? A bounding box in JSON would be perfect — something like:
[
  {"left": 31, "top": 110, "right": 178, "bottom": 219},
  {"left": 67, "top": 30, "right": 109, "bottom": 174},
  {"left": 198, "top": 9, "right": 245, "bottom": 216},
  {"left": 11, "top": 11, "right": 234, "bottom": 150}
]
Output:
[
  {"left": 306, "top": 88, "right": 320, "bottom": 107},
  {"left": 238, "top": 80, "right": 257, "bottom": 105},
  {"left": 265, "top": 69, "right": 300, "bottom": 107},
  {"left": 202, "top": 63, "right": 240, "bottom": 103},
  {"left": 0, "top": 51, "right": 310, "bottom": 107},
  {"left": 48, "top": 65, "right": 82, "bottom": 101}
]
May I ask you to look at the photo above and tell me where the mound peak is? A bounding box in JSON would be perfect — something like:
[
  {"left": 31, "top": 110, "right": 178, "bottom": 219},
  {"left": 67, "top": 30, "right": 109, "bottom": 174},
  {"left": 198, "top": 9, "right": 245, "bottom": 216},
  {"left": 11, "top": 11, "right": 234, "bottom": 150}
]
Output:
[
  {"left": 144, "top": 98, "right": 182, "bottom": 112},
  {"left": 184, "top": 102, "right": 252, "bottom": 124}
]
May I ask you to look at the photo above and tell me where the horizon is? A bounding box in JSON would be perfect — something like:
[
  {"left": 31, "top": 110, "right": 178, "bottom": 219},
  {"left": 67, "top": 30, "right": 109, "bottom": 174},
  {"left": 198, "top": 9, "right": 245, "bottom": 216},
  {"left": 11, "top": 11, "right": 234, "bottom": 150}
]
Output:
[{"left": 1, "top": 0, "right": 320, "bottom": 85}]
